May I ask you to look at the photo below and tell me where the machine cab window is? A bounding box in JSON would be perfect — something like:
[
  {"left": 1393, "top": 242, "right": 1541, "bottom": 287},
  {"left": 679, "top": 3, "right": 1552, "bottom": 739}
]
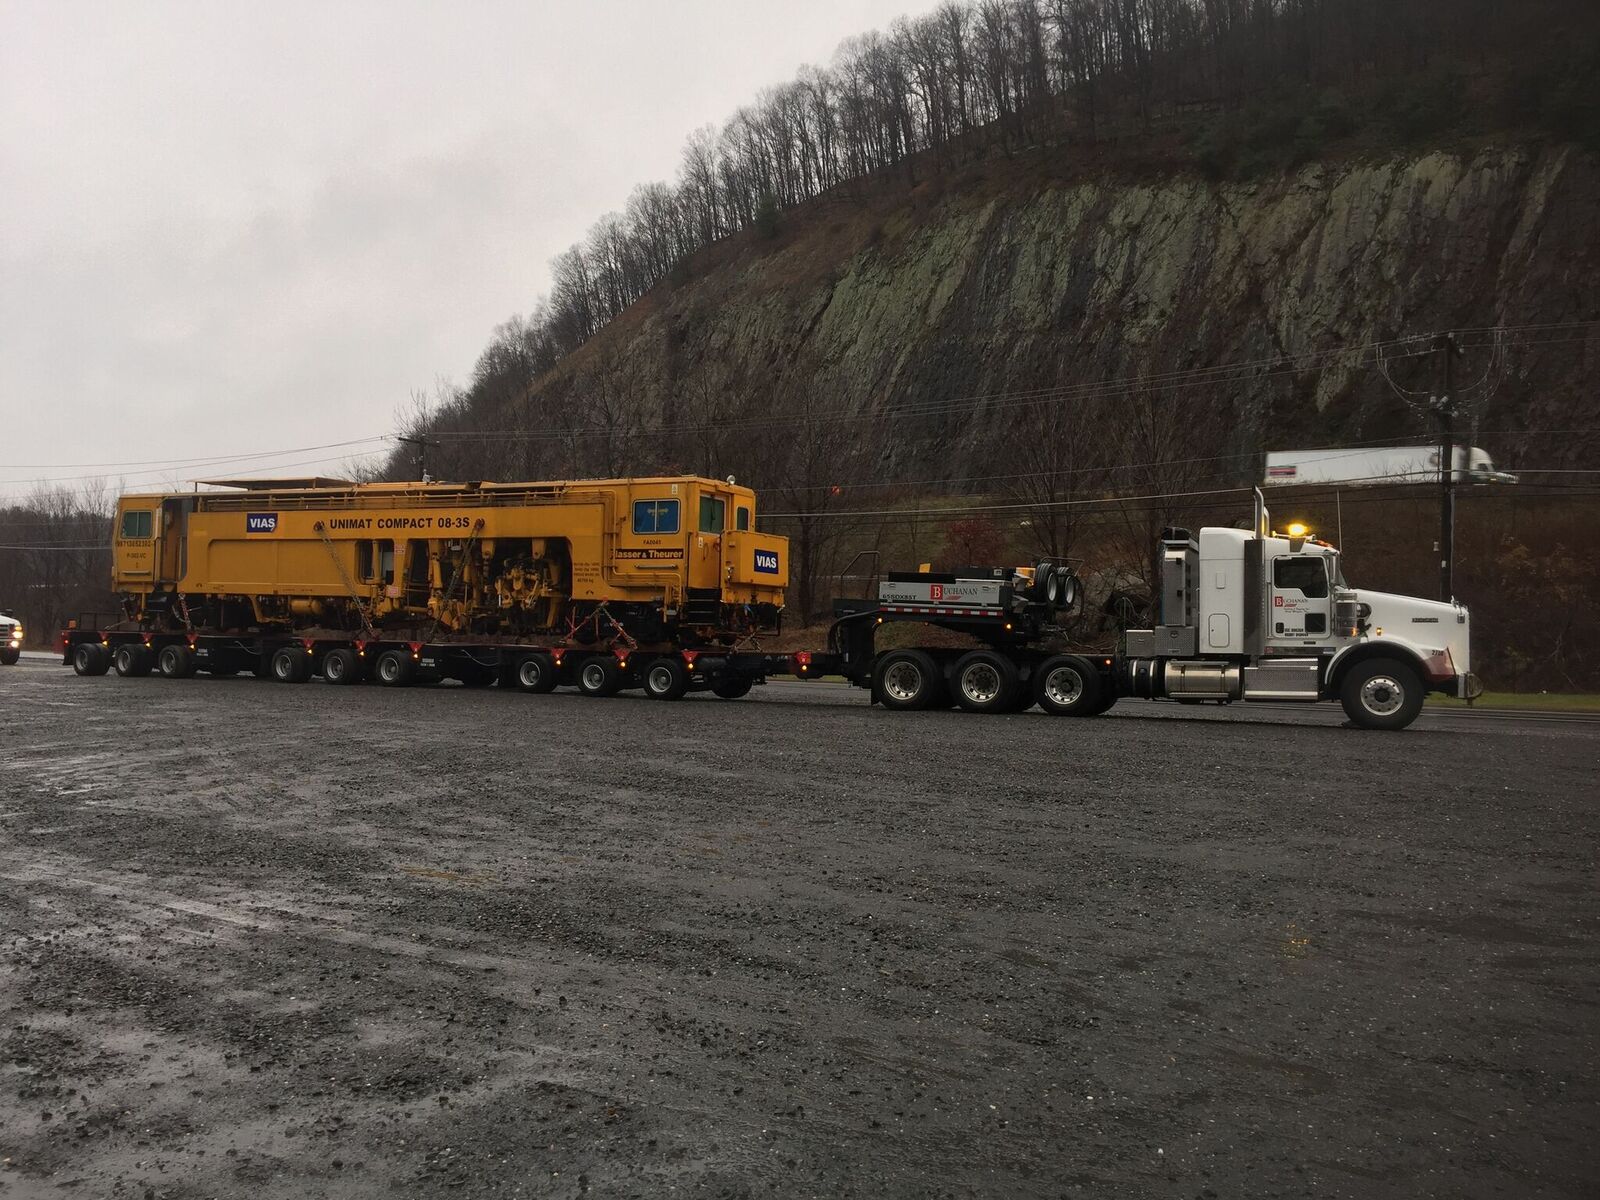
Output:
[
  {"left": 633, "top": 499, "right": 680, "bottom": 535},
  {"left": 1273, "top": 556, "right": 1329, "bottom": 598},
  {"left": 698, "top": 496, "right": 725, "bottom": 535},
  {"left": 120, "top": 509, "right": 153, "bottom": 539},
  {"left": 736, "top": 505, "right": 751, "bottom": 531}
]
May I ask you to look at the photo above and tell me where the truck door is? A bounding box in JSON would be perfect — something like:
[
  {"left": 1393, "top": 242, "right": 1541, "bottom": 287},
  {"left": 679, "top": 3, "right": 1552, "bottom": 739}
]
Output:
[{"left": 1269, "top": 555, "right": 1331, "bottom": 641}]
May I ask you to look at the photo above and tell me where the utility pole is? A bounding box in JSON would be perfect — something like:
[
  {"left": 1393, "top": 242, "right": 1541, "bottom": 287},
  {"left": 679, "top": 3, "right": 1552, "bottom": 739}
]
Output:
[
  {"left": 395, "top": 435, "right": 438, "bottom": 483},
  {"left": 1434, "top": 332, "right": 1463, "bottom": 602}
]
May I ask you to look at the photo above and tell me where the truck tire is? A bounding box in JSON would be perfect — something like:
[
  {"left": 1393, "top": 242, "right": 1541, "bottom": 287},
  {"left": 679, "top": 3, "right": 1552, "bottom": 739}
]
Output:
[
  {"left": 374, "top": 649, "right": 415, "bottom": 687},
  {"left": 157, "top": 644, "right": 197, "bottom": 679},
  {"left": 644, "top": 657, "right": 690, "bottom": 701},
  {"left": 952, "top": 651, "right": 1020, "bottom": 714},
  {"left": 576, "top": 656, "right": 623, "bottom": 697},
  {"left": 72, "top": 643, "right": 111, "bottom": 676},
  {"left": 873, "top": 649, "right": 945, "bottom": 711},
  {"left": 270, "top": 647, "right": 313, "bottom": 683},
  {"left": 321, "top": 648, "right": 362, "bottom": 685},
  {"left": 113, "top": 644, "right": 153, "bottom": 677},
  {"left": 514, "top": 653, "right": 559, "bottom": 694},
  {"left": 1340, "top": 658, "right": 1424, "bottom": 731},
  {"left": 0, "top": 647, "right": 18, "bottom": 666},
  {"left": 711, "top": 676, "right": 753, "bottom": 700},
  {"left": 1034, "top": 655, "right": 1101, "bottom": 716}
]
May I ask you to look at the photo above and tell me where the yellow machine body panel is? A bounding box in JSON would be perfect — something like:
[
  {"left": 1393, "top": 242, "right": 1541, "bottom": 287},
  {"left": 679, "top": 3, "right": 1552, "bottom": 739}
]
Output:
[{"left": 111, "top": 476, "right": 786, "bottom": 639}]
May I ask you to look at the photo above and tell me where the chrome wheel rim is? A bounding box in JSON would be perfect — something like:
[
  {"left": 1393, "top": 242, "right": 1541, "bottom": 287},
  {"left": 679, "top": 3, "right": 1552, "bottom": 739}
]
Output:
[
  {"left": 1044, "top": 666, "right": 1083, "bottom": 706},
  {"left": 379, "top": 657, "right": 399, "bottom": 682},
  {"left": 518, "top": 659, "right": 543, "bottom": 688},
  {"left": 962, "top": 663, "right": 1001, "bottom": 704},
  {"left": 883, "top": 661, "right": 923, "bottom": 701},
  {"left": 581, "top": 663, "right": 607, "bottom": 691},
  {"left": 1361, "top": 675, "right": 1404, "bottom": 716},
  {"left": 326, "top": 656, "right": 345, "bottom": 681},
  {"left": 648, "top": 665, "right": 674, "bottom": 694}
]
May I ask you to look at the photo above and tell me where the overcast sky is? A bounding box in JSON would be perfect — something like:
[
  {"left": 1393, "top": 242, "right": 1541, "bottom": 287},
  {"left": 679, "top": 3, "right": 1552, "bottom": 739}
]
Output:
[{"left": 0, "top": 0, "right": 936, "bottom": 499}]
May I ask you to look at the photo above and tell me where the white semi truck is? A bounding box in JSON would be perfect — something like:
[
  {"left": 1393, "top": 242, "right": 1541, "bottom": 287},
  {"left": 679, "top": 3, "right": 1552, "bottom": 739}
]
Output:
[
  {"left": 1264, "top": 445, "right": 1517, "bottom": 487},
  {"left": 825, "top": 491, "right": 1479, "bottom": 730}
]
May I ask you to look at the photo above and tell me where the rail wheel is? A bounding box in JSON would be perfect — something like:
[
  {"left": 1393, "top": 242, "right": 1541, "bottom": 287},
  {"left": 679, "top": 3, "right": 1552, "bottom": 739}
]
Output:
[
  {"left": 1340, "top": 658, "right": 1424, "bottom": 731},
  {"left": 72, "top": 643, "right": 111, "bottom": 676},
  {"left": 514, "top": 653, "right": 559, "bottom": 694},
  {"left": 1034, "top": 655, "right": 1101, "bottom": 716},
  {"left": 270, "top": 647, "right": 312, "bottom": 683},
  {"left": 112, "top": 644, "right": 153, "bottom": 677},
  {"left": 322, "top": 648, "right": 362, "bottom": 685},
  {"left": 576, "top": 656, "right": 623, "bottom": 697},
  {"left": 873, "top": 649, "right": 944, "bottom": 711},
  {"left": 711, "top": 676, "right": 753, "bottom": 700},
  {"left": 374, "top": 649, "right": 415, "bottom": 687},
  {"left": 157, "top": 644, "right": 197, "bottom": 679},
  {"left": 643, "top": 657, "right": 690, "bottom": 701},
  {"left": 951, "top": 650, "right": 1019, "bottom": 714}
]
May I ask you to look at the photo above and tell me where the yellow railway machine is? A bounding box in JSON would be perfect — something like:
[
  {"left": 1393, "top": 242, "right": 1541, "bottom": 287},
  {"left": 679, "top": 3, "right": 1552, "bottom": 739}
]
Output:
[{"left": 111, "top": 475, "right": 787, "bottom": 644}]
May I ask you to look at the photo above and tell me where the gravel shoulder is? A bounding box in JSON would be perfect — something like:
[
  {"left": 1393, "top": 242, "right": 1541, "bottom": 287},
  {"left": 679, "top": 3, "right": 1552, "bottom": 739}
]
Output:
[{"left": 1, "top": 662, "right": 1596, "bottom": 1198}]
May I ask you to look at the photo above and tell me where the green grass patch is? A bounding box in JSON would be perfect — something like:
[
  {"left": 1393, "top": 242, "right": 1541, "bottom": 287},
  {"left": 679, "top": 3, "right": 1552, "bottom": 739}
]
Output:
[{"left": 1427, "top": 691, "right": 1600, "bottom": 713}]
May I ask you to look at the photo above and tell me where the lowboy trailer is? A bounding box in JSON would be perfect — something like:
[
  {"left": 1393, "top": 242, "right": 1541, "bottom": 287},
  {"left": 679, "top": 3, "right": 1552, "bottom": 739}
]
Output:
[{"left": 59, "top": 487, "right": 1476, "bottom": 730}]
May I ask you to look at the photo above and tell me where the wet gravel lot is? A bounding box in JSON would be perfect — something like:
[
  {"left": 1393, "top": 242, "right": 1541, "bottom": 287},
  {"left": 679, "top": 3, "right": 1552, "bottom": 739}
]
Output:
[{"left": 1, "top": 659, "right": 1596, "bottom": 1198}]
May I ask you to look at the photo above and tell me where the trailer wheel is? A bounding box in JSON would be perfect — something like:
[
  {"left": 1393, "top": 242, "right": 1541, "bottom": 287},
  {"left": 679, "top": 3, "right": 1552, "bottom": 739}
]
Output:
[
  {"left": 576, "top": 656, "right": 623, "bottom": 697},
  {"left": 270, "top": 647, "right": 313, "bottom": 683},
  {"left": 874, "top": 650, "right": 943, "bottom": 711},
  {"left": 157, "top": 644, "right": 197, "bottom": 679},
  {"left": 322, "top": 648, "right": 362, "bottom": 685},
  {"left": 711, "top": 677, "right": 753, "bottom": 700},
  {"left": 643, "top": 657, "right": 690, "bottom": 701},
  {"left": 514, "top": 653, "right": 559, "bottom": 694},
  {"left": 1340, "top": 658, "right": 1424, "bottom": 730},
  {"left": 374, "top": 649, "right": 415, "bottom": 687},
  {"left": 952, "top": 651, "right": 1019, "bottom": 714},
  {"left": 1034, "top": 655, "right": 1101, "bottom": 716},
  {"left": 113, "top": 644, "right": 153, "bottom": 677},
  {"left": 72, "top": 643, "right": 111, "bottom": 676}
]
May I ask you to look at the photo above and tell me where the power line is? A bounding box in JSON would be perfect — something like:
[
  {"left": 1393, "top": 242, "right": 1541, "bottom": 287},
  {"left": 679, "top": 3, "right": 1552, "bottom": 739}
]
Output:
[
  {"left": 0, "top": 437, "right": 390, "bottom": 471},
  {"left": 0, "top": 446, "right": 388, "bottom": 497}
]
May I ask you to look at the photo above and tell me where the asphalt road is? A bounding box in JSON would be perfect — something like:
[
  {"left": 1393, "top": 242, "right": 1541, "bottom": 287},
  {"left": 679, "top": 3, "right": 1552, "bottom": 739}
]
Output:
[{"left": 1, "top": 656, "right": 1596, "bottom": 1198}]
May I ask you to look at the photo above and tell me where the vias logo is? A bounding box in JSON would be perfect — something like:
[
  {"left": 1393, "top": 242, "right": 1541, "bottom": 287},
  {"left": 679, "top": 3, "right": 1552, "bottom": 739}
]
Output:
[
  {"left": 753, "top": 549, "right": 779, "bottom": 574},
  {"left": 246, "top": 512, "right": 279, "bottom": 534}
]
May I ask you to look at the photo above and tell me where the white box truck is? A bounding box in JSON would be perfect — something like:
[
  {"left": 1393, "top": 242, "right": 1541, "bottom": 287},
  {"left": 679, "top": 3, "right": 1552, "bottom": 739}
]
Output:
[{"left": 1264, "top": 445, "right": 1517, "bottom": 487}]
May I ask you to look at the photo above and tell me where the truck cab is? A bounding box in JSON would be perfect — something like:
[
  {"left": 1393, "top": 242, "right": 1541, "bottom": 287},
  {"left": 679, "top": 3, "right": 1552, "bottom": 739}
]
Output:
[{"left": 1123, "top": 492, "right": 1478, "bottom": 728}]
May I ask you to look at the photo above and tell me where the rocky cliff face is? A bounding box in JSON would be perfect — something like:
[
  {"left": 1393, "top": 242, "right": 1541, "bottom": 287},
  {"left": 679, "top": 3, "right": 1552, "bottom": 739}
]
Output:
[{"left": 491, "top": 143, "right": 1596, "bottom": 485}]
